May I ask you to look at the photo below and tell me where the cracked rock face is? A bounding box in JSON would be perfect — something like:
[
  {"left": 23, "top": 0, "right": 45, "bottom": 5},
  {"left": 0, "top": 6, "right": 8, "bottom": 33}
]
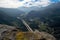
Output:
[
  {"left": 0, "top": 24, "right": 16, "bottom": 34},
  {"left": 0, "top": 24, "right": 18, "bottom": 40},
  {"left": 0, "top": 24, "right": 56, "bottom": 40}
]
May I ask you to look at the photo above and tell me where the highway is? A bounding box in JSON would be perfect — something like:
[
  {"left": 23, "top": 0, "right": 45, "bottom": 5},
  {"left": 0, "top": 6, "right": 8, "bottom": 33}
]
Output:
[{"left": 17, "top": 17, "right": 33, "bottom": 32}]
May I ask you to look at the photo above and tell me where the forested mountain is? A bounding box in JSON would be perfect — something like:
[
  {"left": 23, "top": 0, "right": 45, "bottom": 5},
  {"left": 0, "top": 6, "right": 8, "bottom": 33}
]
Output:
[
  {"left": 0, "top": 2, "right": 60, "bottom": 40},
  {"left": 26, "top": 2, "right": 60, "bottom": 27},
  {"left": 25, "top": 2, "right": 60, "bottom": 40},
  {"left": 0, "top": 8, "right": 28, "bottom": 31},
  {"left": 0, "top": 10, "right": 13, "bottom": 25},
  {"left": 0, "top": 8, "right": 25, "bottom": 17}
]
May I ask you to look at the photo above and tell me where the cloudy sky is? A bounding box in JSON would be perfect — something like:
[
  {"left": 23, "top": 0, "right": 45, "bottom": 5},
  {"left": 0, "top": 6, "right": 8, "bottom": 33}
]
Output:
[{"left": 0, "top": 0, "right": 60, "bottom": 8}]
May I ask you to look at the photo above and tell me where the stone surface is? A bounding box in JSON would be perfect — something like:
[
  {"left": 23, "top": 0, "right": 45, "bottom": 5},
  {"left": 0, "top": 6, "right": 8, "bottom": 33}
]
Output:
[{"left": 0, "top": 24, "right": 56, "bottom": 40}]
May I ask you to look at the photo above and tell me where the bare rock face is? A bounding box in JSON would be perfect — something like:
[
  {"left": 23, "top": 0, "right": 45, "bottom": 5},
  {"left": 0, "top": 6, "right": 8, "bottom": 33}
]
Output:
[
  {"left": 15, "top": 32, "right": 56, "bottom": 40},
  {"left": 0, "top": 24, "right": 16, "bottom": 34},
  {"left": 0, "top": 24, "right": 18, "bottom": 40},
  {"left": 34, "top": 32, "right": 56, "bottom": 40},
  {"left": 0, "top": 24, "right": 56, "bottom": 40}
]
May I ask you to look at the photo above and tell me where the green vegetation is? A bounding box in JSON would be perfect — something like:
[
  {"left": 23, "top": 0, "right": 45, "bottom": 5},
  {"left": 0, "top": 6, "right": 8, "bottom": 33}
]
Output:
[{"left": 24, "top": 19, "right": 55, "bottom": 34}]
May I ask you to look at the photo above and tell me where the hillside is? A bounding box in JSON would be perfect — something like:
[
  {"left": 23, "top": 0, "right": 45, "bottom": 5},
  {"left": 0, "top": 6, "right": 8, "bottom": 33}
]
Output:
[
  {"left": 0, "top": 10, "right": 14, "bottom": 25},
  {"left": 25, "top": 2, "right": 60, "bottom": 40},
  {"left": 0, "top": 8, "right": 25, "bottom": 17},
  {"left": 26, "top": 2, "right": 60, "bottom": 27},
  {"left": 0, "top": 24, "right": 56, "bottom": 40},
  {"left": 0, "top": 9, "right": 28, "bottom": 31},
  {"left": 0, "top": 2, "right": 60, "bottom": 40}
]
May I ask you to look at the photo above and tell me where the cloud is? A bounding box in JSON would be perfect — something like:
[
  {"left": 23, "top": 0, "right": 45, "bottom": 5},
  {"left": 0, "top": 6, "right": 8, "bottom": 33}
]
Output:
[
  {"left": 23, "top": 0, "right": 51, "bottom": 7},
  {"left": 0, "top": 0, "right": 24, "bottom": 8},
  {"left": 0, "top": 0, "right": 52, "bottom": 8}
]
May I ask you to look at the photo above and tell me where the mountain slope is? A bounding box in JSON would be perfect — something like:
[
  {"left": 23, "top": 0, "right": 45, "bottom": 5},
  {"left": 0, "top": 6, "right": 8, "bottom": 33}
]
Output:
[
  {"left": 0, "top": 8, "right": 27, "bottom": 31},
  {"left": 0, "top": 10, "right": 15, "bottom": 25},
  {"left": 26, "top": 2, "right": 60, "bottom": 27},
  {"left": 0, "top": 8, "right": 25, "bottom": 17},
  {"left": 26, "top": 2, "right": 60, "bottom": 40}
]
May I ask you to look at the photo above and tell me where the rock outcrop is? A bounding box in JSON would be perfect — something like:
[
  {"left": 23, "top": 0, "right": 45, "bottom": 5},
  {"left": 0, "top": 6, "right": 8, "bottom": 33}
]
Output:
[{"left": 0, "top": 24, "right": 56, "bottom": 40}]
